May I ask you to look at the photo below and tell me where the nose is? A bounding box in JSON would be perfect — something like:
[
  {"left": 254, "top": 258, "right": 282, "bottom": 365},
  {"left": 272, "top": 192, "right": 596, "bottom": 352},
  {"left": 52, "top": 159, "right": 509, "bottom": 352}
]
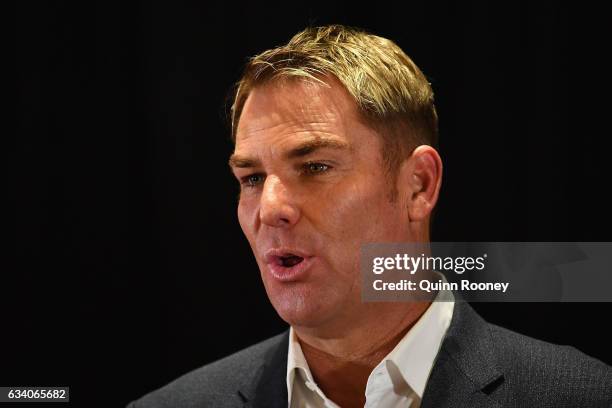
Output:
[{"left": 259, "top": 175, "right": 300, "bottom": 228}]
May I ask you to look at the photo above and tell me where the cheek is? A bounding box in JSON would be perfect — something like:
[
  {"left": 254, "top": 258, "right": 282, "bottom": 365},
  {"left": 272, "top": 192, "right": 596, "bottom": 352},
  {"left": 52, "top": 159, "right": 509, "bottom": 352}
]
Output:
[
  {"left": 237, "top": 199, "right": 257, "bottom": 240},
  {"left": 321, "top": 182, "right": 392, "bottom": 239},
  {"left": 308, "top": 183, "right": 395, "bottom": 278}
]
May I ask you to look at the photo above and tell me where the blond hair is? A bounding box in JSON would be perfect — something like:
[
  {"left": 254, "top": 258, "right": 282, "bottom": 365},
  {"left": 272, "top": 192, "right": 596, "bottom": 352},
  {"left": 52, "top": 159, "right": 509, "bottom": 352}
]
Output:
[{"left": 230, "top": 25, "right": 438, "bottom": 185}]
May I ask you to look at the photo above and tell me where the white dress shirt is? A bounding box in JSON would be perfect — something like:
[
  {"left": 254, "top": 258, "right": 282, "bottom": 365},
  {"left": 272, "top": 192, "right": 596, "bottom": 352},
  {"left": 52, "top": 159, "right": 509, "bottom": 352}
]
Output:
[{"left": 286, "top": 284, "right": 454, "bottom": 408}]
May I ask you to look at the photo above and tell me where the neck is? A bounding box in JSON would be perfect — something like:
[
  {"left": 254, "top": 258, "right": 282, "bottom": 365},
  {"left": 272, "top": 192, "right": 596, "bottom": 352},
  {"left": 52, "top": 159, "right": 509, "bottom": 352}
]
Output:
[{"left": 293, "top": 301, "right": 431, "bottom": 408}]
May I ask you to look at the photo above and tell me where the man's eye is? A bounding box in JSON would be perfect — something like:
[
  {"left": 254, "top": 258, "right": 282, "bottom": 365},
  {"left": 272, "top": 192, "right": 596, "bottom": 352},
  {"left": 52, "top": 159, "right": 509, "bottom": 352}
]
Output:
[
  {"left": 241, "top": 174, "right": 265, "bottom": 187},
  {"left": 303, "top": 162, "right": 331, "bottom": 174}
]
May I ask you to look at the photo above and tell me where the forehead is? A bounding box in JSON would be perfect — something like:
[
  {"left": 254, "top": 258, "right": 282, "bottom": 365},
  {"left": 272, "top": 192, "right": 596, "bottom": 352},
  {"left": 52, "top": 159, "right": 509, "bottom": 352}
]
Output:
[{"left": 234, "top": 78, "right": 368, "bottom": 149}]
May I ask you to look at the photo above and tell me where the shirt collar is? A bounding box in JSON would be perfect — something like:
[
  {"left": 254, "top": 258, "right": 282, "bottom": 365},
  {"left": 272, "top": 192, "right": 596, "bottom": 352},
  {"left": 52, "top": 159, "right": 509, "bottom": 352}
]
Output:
[
  {"left": 286, "top": 325, "right": 313, "bottom": 400},
  {"left": 286, "top": 274, "right": 455, "bottom": 404},
  {"left": 379, "top": 285, "right": 454, "bottom": 398}
]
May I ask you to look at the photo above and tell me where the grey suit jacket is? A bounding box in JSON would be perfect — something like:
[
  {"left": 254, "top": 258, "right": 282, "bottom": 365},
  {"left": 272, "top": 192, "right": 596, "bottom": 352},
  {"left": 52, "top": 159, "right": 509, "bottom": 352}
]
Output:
[{"left": 128, "top": 301, "right": 612, "bottom": 407}]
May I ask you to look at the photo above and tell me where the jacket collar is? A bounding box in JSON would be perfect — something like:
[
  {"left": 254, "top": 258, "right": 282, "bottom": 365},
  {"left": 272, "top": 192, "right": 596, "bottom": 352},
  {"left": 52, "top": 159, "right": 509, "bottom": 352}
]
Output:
[
  {"left": 240, "top": 298, "right": 504, "bottom": 408},
  {"left": 421, "top": 298, "right": 504, "bottom": 407},
  {"left": 240, "top": 330, "right": 290, "bottom": 408}
]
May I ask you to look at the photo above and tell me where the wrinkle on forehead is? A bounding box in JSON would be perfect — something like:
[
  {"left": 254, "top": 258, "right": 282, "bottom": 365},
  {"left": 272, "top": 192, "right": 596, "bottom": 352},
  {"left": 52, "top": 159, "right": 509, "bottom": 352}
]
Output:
[{"left": 235, "top": 78, "right": 359, "bottom": 145}]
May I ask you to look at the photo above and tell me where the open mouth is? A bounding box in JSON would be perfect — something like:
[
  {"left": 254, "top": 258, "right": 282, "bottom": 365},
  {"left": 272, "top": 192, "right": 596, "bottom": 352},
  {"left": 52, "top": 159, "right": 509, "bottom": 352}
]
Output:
[
  {"left": 277, "top": 254, "right": 304, "bottom": 267},
  {"left": 264, "top": 249, "right": 313, "bottom": 281}
]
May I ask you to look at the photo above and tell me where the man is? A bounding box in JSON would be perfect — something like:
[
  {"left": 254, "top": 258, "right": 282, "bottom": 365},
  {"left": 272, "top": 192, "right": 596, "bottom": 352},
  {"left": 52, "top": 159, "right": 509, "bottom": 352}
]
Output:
[{"left": 129, "top": 25, "right": 611, "bottom": 407}]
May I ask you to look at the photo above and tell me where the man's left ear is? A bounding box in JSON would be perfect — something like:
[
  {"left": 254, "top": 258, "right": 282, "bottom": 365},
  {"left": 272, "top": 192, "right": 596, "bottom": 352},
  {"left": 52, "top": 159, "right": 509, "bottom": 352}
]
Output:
[{"left": 401, "top": 145, "right": 443, "bottom": 222}]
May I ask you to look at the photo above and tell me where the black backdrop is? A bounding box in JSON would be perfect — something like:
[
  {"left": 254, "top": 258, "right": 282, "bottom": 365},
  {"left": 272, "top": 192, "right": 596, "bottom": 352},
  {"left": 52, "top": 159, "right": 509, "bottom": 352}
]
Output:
[{"left": 11, "top": 1, "right": 611, "bottom": 407}]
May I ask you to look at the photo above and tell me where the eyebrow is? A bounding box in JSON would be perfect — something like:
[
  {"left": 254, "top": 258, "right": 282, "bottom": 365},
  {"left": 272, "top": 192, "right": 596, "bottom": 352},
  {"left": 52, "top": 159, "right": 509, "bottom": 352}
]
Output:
[
  {"left": 228, "top": 155, "right": 260, "bottom": 169},
  {"left": 228, "top": 138, "right": 350, "bottom": 169}
]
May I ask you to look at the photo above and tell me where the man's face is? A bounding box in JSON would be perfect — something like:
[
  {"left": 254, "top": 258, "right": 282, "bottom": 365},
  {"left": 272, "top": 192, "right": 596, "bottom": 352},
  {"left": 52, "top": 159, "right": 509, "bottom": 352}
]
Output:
[{"left": 230, "top": 79, "right": 413, "bottom": 330}]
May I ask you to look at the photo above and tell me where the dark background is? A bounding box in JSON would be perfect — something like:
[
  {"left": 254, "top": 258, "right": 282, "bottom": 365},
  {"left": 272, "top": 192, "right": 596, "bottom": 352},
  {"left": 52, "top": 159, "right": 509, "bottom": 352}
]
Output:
[{"left": 11, "top": 1, "right": 611, "bottom": 407}]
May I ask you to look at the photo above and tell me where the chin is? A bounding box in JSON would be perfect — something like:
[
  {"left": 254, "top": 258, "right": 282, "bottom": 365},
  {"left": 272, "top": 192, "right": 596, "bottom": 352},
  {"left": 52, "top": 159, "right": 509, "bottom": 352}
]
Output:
[{"left": 266, "top": 284, "right": 336, "bottom": 328}]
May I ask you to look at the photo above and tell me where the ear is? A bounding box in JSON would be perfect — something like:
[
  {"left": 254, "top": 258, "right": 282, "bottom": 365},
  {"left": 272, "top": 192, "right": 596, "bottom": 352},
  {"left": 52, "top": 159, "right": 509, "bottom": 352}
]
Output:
[{"left": 401, "top": 145, "right": 443, "bottom": 222}]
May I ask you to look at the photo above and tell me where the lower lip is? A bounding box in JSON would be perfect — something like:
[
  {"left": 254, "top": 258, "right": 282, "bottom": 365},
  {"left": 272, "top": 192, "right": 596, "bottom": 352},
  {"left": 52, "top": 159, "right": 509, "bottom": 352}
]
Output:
[{"left": 266, "top": 257, "right": 316, "bottom": 282}]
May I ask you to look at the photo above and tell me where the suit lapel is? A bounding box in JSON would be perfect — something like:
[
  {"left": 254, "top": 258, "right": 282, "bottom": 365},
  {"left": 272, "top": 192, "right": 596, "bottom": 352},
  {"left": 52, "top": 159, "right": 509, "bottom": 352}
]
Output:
[
  {"left": 239, "top": 300, "right": 504, "bottom": 408},
  {"left": 422, "top": 299, "right": 504, "bottom": 408},
  {"left": 240, "top": 330, "right": 289, "bottom": 408}
]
